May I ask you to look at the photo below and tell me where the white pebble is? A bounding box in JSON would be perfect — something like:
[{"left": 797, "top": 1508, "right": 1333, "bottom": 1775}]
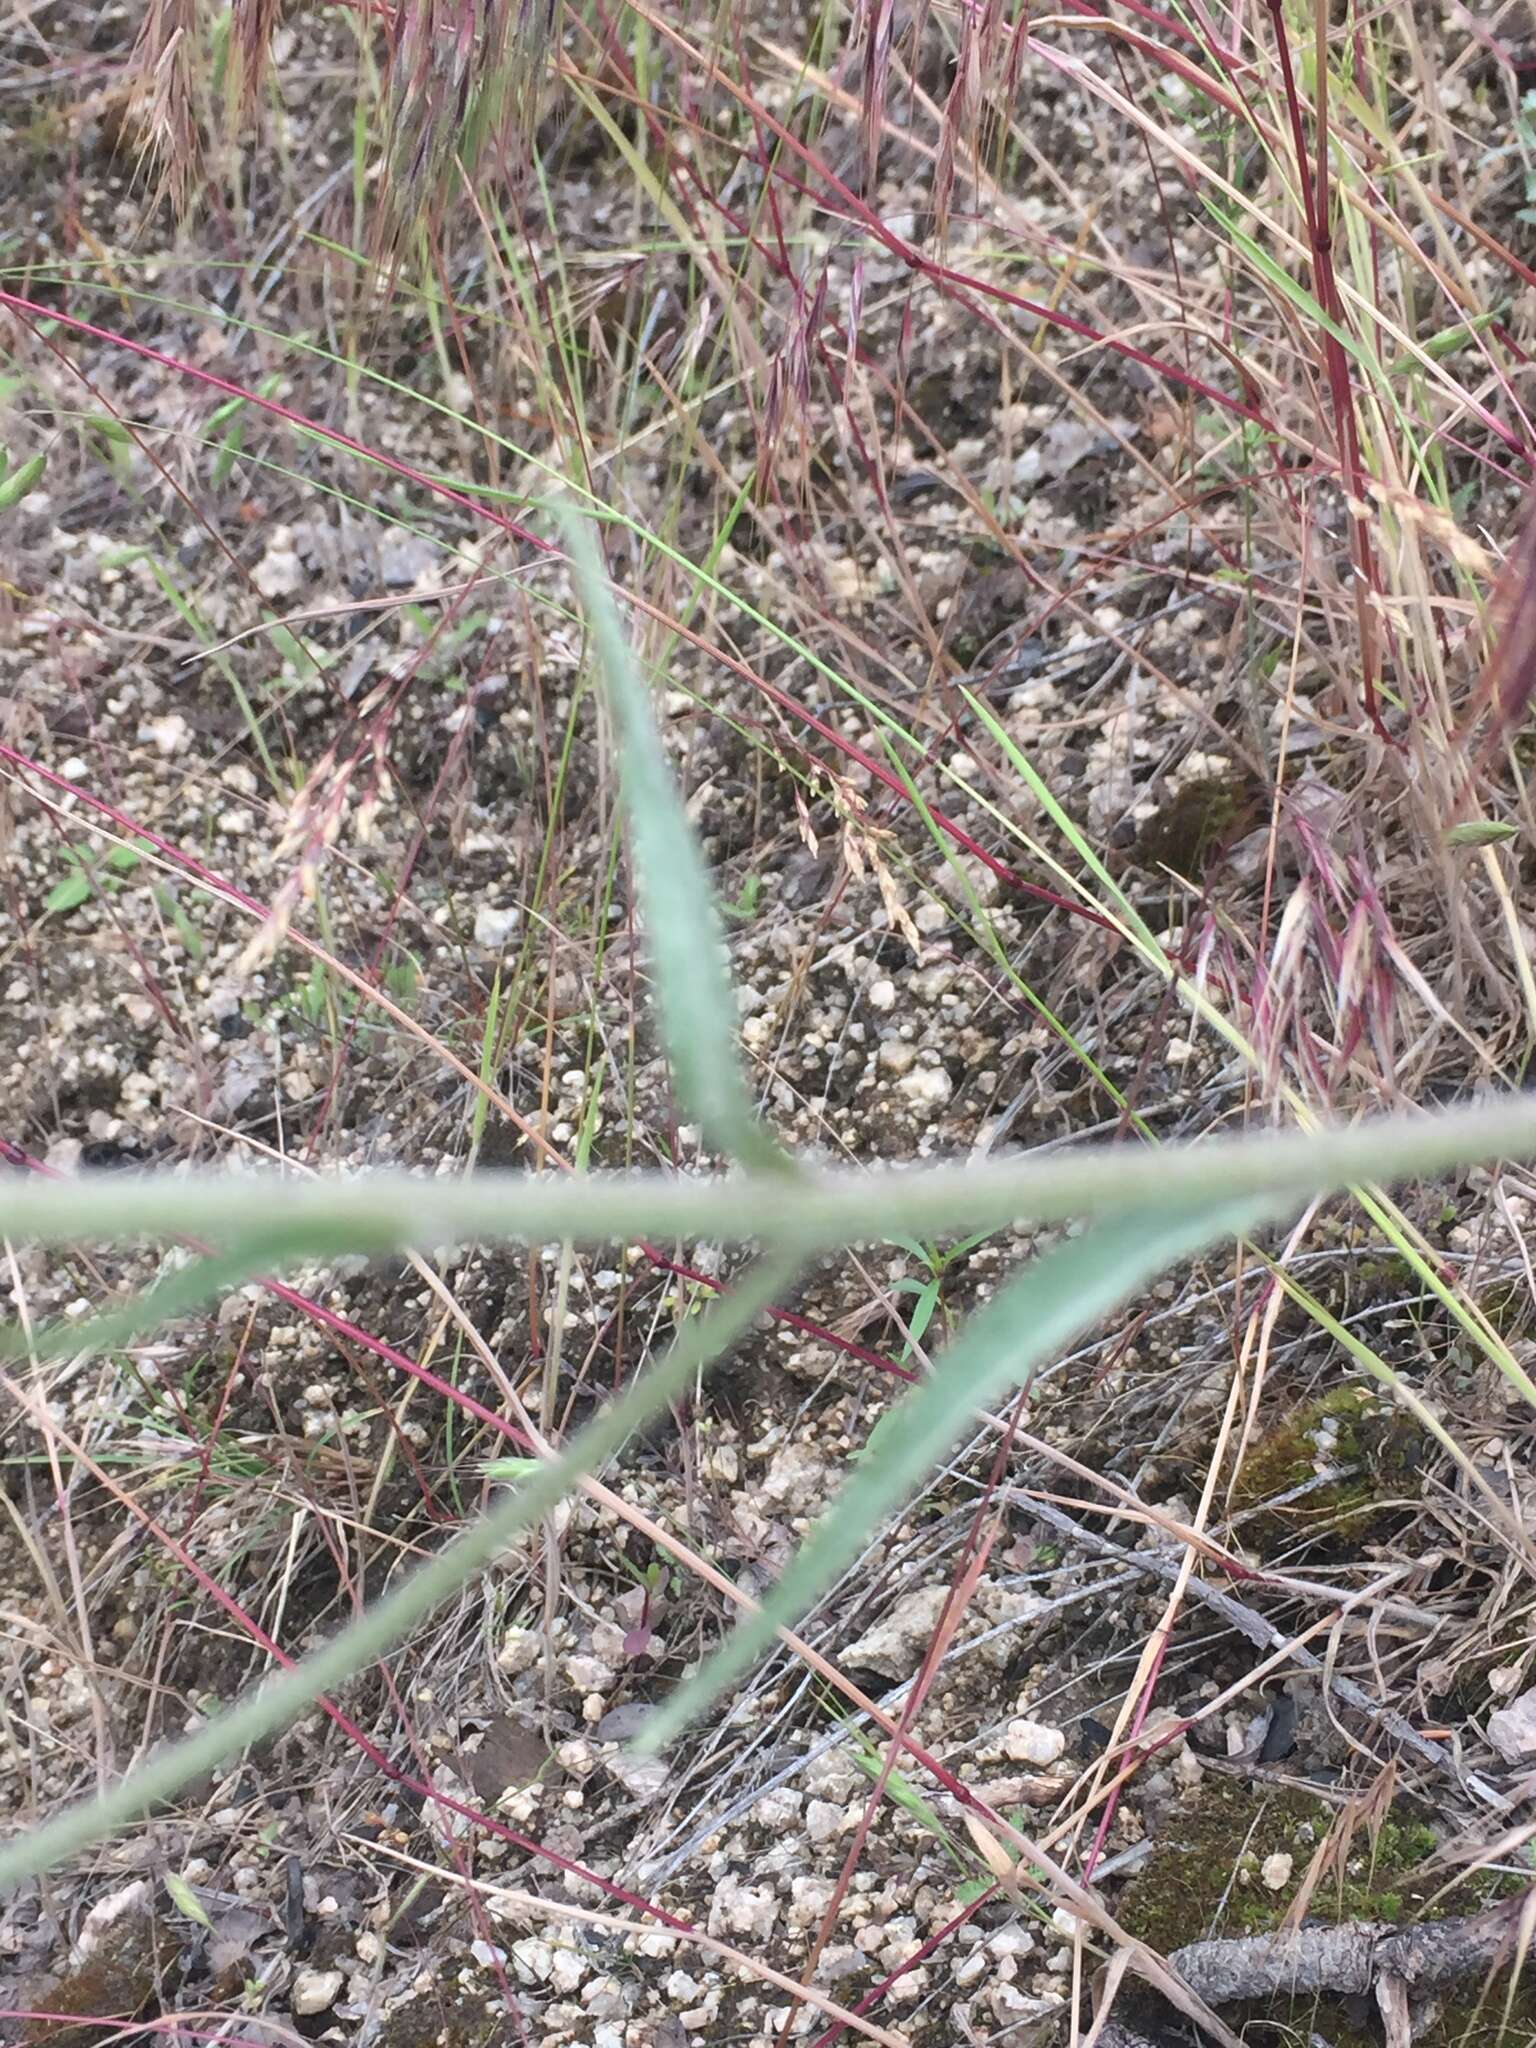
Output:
[{"left": 1005, "top": 1718, "right": 1065, "bottom": 1765}]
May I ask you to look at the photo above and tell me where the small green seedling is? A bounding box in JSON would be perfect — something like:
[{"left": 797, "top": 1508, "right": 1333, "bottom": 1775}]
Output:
[
  {"left": 44, "top": 839, "right": 150, "bottom": 917},
  {"left": 0, "top": 448, "right": 45, "bottom": 510},
  {"left": 884, "top": 1228, "right": 997, "bottom": 1360}
]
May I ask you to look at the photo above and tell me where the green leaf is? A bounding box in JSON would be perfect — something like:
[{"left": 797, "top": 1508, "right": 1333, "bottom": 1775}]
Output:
[
  {"left": 0, "top": 451, "right": 45, "bottom": 509},
  {"left": 899, "top": 1273, "right": 942, "bottom": 1357},
  {"left": 558, "top": 505, "right": 793, "bottom": 1176},
  {"left": 1445, "top": 819, "right": 1518, "bottom": 848},
  {"left": 44, "top": 872, "right": 93, "bottom": 914},
  {"left": 154, "top": 884, "right": 205, "bottom": 961},
  {"left": 1386, "top": 310, "right": 1501, "bottom": 379},
  {"left": 483, "top": 1457, "right": 542, "bottom": 1482},
  {"left": 0, "top": 1243, "right": 804, "bottom": 1891},
  {"left": 884, "top": 1233, "right": 934, "bottom": 1267},
  {"left": 85, "top": 413, "right": 132, "bottom": 447},
  {"left": 164, "top": 1871, "right": 214, "bottom": 1928},
  {"left": 2, "top": 1228, "right": 366, "bottom": 1369},
  {"left": 637, "top": 1189, "right": 1284, "bottom": 1753},
  {"left": 852, "top": 1748, "right": 949, "bottom": 1841}
]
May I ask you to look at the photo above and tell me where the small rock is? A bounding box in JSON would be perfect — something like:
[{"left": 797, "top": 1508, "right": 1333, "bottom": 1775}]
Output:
[
  {"left": 291, "top": 1966, "right": 344, "bottom": 2015},
  {"left": 137, "top": 712, "right": 190, "bottom": 756},
  {"left": 1261, "top": 1851, "right": 1293, "bottom": 1891},
  {"left": 988, "top": 1981, "right": 1035, "bottom": 2023},
  {"left": 700, "top": 1441, "right": 739, "bottom": 1482},
  {"left": 788, "top": 1875, "right": 834, "bottom": 1927},
  {"left": 843, "top": 1584, "right": 952, "bottom": 1678},
  {"left": 474, "top": 903, "right": 520, "bottom": 949},
  {"left": 897, "top": 1065, "right": 953, "bottom": 1110},
  {"left": 1173, "top": 1748, "right": 1205, "bottom": 1789},
  {"left": 1004, "top": 1718, "right": 1065, "bottom": 1766},
  {"left": 1488, "top": 1685, "right": 1536, "bottom": 1760},
  {"left": 606, "top": 1750, "right": 668, "bottom": 1800},
  {"left": 806, "top": 1798, "right": 847, "bottom": 1844},
  {"left": 708, "top": 1874, "right": 778, "bottom": 1939},
  {"left": 511, "top": 1937, "right": 554, "bottom": 1984},
  {"left": 549, "top": 1946, "right": 587, "bottom": 1994},
  {"left": 596, "top": 1701, "right": 653, "bottom": 1744},
  {"left": 582, "top": 1974, "right": 627, "bottom": 2020},
  {"left": 564, "top": 1653, "right": 616, "bottom": 1694},
  {"left": 762, "top": 1442, "right": 834, "bottom": 1512},
  {"left": 253, "top": 535, "right": 303, "bottom": 596},
  {"left": 378, "top": 530, "right": 441, "bottom": 587}
]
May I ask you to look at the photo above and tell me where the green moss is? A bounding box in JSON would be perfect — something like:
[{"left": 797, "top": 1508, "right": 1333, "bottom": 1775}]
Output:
[
  {"left": 1134, "top": 775, "right": 1261, "bottom": 879},
  {"left": 1229, "top": 1382, "right": 1428, "bottom": 1559},
  {"left": 1116, "top": 1779, "right": 1533, "bottom": 2048}
]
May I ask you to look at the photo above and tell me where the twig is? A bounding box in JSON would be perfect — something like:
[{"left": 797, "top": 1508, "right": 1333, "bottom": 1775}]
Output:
[
  {"left": 1169, "top": 1891, "right": 1535, "bottom": 2003},
  {"left": 1022, "top": 1498, "right": 1509, "bottom": 1812}
]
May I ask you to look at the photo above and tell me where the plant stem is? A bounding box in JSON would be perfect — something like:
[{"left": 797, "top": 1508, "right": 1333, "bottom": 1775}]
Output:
[{"left": 3, "top": 1095, "right": 1533, "bottom": 1252}]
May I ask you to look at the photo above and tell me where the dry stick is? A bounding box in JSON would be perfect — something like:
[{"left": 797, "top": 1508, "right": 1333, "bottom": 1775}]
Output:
[
  {"left": 1167, "top": 1890, "right": 1536, "bottom": 2004},
  {"left": 1022, "top": 1496, "right": 1509, "bottom": 1811}
]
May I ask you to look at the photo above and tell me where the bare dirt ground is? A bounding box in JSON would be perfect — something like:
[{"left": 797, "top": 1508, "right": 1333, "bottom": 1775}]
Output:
[{"left": 5, "top": 4, "right": 1536, "bottom": 2046}]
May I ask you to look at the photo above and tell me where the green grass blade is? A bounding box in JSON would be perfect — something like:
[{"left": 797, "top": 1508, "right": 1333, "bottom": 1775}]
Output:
[
  {"left": 1, "top": 1229, "right": 360, "bottom": 1366},
  {"left": 559, "top": 505, "right": 793, "bottom": 1176},
  {"left": 637, "top": 1189, "right": 1285, "bottom": 1753},
  {"left": 0, "top": 1242, "right": 805, "bottom": 1891}
]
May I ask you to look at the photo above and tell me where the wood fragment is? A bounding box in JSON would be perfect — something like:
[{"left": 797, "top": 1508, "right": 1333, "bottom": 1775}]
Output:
[{"left": 1166, "top": 1892, "right": 1534, "bottom": 2007}]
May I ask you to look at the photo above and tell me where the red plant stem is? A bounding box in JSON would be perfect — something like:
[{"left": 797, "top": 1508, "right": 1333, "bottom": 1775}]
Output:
[
  {"left": 1259, "top": 0, "right": 1388, "bottom": 736},
  {"left": 0, "top": 291, "right": 553, "bottom": 556}
]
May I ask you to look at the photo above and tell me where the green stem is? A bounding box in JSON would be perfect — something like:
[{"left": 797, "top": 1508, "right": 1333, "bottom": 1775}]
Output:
[{"left": 4, "top": 1095, "right": 1534, "bottom": 1251}]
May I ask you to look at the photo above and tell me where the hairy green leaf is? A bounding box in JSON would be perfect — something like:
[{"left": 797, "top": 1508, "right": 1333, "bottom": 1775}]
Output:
[
  {"left": 0, "top": 1244, "right": 805, "bottom": 1890},
  {"left": 638, "top": 1190, "right": 1282, "bottom": 1752},
  {"left": 559, "top": 506, "right": 792, "bottom": 1176}
]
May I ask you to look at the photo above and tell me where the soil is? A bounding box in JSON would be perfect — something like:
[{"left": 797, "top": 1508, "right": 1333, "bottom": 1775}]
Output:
[{"left": 4, "top": 6, "right": 1536, "bottom": 2047}]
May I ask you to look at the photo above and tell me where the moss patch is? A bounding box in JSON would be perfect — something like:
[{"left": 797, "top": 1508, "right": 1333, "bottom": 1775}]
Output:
[
  {"left": 1229, "top": 1383, "right": 1428, "bottom": 1560},
  {"left": 1134, "top": 774, "right": 1262, "bottom": 879},
  {"left": 1116, "top": 1777, "right": 1533, "bottom": 2048}
]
